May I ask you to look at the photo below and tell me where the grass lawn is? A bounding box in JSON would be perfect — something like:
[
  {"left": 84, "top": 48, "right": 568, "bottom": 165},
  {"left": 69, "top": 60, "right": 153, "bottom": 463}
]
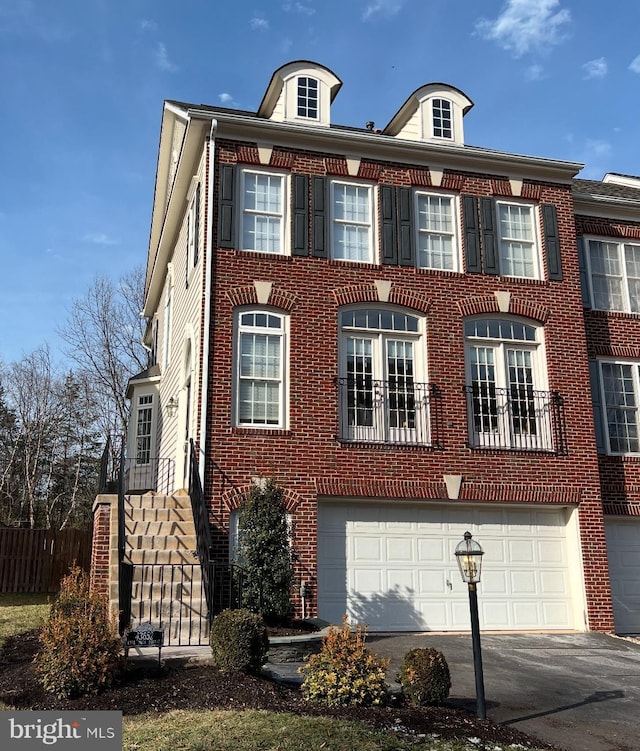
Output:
[{"left": 0, "top": 592, "right": 50, "bottom": 646}]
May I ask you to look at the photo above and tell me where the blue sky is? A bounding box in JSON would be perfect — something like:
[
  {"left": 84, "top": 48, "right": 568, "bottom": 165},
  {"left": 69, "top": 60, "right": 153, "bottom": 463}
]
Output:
[{"left": 1, "top": 0, "right": 639, "bottom": 364}]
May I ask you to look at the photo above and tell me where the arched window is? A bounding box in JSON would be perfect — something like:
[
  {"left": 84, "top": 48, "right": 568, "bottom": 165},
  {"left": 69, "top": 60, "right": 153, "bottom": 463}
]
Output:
[
  {"left": 234, "top": 309, "right": 288, "bottom": 428},
  {"left": 338, "top": 307, "right": 431, "bottom": 445},
  {"left": 464, "top": 317, "right": 552, "bottom": 450}
]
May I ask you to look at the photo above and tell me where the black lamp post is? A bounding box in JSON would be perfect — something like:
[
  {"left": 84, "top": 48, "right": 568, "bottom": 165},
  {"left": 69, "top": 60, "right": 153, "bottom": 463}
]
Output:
[{"left": 455, "top": 530, "right": 486, "bottom": 720}]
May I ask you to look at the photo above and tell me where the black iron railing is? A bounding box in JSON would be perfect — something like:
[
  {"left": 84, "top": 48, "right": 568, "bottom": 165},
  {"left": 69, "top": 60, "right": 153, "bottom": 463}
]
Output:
[
  {"left": 124, "top": 456, "right": 175, "bottom": 495},
  {"left": 464, "top": 385, "right": 567, "bottom": 454},
  {"left": 336, "top": 377, "right": 443, "bottom": 448},
  {"left": 116, "top": 438, "right": 133, "bottom": 635},
  {"left": 188, "top": 440, "right": 215, "bottom": 625}
]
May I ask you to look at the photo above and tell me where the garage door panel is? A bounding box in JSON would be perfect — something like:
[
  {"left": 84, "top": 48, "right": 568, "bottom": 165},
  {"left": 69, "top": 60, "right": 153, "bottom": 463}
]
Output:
[
  {"left": 318, "top": 503, "right": 576, "bottom": 631},
  {"left": 605, "top": 519, "right": 640, "bottom": 634}
]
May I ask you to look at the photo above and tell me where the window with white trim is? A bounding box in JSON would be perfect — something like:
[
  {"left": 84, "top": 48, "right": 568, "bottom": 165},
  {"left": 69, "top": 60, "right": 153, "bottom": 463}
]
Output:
[
  {"left": 596, "top": 360, "right": 640, "bottom": 454},
  {"left": 586, "top": 238, "right": 640, "bottom": 313},
  {"left": 331, "top": 181, "right": 373, "bottom": 262},
  {"left": 240, "top": 170, "right": 286, "bottom": 254},
  {"left": 235, "top": 310, "right": 287, "bottom": 428},
  {"left": 465, "top": 317, "right": 553, "bottom": 450},
  {"left": 415, "top": 191, "right": 459, "bottom": 271},
  {"left": 338, "top": 307, "right": 431, "bottom": 445},
  {"left": 432, "top": 98, "right": 452, "bottom": 139},
  {"left": 135, "top": 394, "right": 153, "bottom": 465},
  {"left": 496, "top": 200, "right": 540, "bottom": 279},
  {"left": 297, "top": 76, "right": 318, "bottom": 119}
]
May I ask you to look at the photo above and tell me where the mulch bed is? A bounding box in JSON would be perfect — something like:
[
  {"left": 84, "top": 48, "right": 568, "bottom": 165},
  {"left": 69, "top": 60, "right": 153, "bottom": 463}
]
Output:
[{"left": 0, "top": 630, "right": 557, "bottom": 749}]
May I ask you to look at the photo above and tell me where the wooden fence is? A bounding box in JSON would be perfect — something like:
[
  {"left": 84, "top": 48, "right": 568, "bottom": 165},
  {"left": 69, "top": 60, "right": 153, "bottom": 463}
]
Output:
[{"left": 0, "top": 528, "right": 92, "bottom": 593}]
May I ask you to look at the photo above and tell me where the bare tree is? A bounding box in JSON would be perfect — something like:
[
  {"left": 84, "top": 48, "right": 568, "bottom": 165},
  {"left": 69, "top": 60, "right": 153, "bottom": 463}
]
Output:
[{"left": 58, "top": 266, "right": 148, "bottom": 440}]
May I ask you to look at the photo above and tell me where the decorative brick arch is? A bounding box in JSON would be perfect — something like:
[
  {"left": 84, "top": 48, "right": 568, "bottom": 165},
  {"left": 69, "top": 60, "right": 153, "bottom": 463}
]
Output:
[
  {"left": 332, "top": 284, "right": 431, "bottom": 315},
  {"left": 221, "top": 484, "right": 304, "bottom": 513},
  {"left": 225, "top": 284, "right": 299, "bottom": 312},
  {"left": 457, "top": 294, "right": 551, "bottom": 324}
]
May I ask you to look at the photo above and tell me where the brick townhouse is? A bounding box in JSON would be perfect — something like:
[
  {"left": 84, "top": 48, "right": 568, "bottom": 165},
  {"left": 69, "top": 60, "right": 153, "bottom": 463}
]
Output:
[{"left": 92, "top": 60, "right": 640, "bottom": 641}]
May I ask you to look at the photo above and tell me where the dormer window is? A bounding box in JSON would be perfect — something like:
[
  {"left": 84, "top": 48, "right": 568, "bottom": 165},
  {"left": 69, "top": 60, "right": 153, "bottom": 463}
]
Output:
[
  {"left": 432, "top": 98, "right": 452, "bottom": 139},
  {"left": 297, "top": 76, "right": 318, "bottom": 119}
]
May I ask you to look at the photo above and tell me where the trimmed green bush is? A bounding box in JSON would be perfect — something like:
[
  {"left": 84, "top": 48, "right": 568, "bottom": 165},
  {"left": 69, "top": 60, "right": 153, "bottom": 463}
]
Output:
[
  {"left": 300, "top": 617, "right": 389, "bottom": 707},
  {"left": 235, "top": 478, "right": 293, "bottom": 622},
  {"left": 398, "top": 647, "right": 451, "bottom": 706},
  {"left": 210, "top": 608, "right": 268, "bottom": 673},
  {"left": 34, "top": 566, "right": 122, "bottom": 699}
]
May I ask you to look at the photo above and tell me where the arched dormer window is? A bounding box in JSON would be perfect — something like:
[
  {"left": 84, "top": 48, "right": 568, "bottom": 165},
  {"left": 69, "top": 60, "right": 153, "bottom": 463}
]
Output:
[
  {"left": 297, "top": 76, "right": 318, "bottom": 119},
  {"left": 431, "top": 98, "right": 453, "bottom": 139}
]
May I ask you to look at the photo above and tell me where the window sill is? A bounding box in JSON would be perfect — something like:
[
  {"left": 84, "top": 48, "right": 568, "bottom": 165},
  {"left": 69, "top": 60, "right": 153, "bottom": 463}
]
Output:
[
  {"left": 232, "top": 427, "right": 291, "bottom": 436},
  {"left": 467, "top": 444, "right": 561, "bottom": 456},
  {"left": 337, "top": 438, "right": 442, "bottom": 451}
]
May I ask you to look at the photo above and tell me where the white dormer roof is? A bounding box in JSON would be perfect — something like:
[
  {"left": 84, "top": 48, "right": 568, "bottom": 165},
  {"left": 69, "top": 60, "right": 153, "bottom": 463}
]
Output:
[
  {"left": 257, "top": 60, "right": 342, "bottom": 127},
  {"left": 383, "top": 83, "right": 473, "bottom": 146}
]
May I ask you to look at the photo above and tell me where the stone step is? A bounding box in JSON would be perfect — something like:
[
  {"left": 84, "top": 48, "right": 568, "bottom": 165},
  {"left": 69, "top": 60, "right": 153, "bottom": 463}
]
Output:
[
  {"left": 124, "top": 520, "right": 196, "bottom": 536},
  {"left": 129, "top": 598, "right": 208, "bottom": 621},
  {"left": 127, "top": 616, "right": 210, "bottom": 646},
  {"left": 130, "top": 579, "right": 205, "bottom": 601},
  {"left": 125, "top": 507, "right": 194, "bottom": 523},
  {"left": 126, "top": 493, "right": 191, "bottom": 510},
  {"left": 126, "top": 534, "right": 197, "bottom": 551},
  {"left": 126, "top": 549, "right": 199, "bottom": 565},
  {"left": 109, "top": 563, "right": 204, "bottom": 602}
]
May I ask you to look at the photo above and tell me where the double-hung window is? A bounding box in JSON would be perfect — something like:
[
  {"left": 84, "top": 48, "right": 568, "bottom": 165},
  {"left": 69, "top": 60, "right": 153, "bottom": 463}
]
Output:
[
  {"left": 415, "top": 192, "right": 458, "bottom": 271},
  {"left": 496, "top": 201, "right": 540, "bottom": 279},
  {"left": 135, "top": 395, "right": 154, "bottom": 465},
  {"left": 297, "top": 76, "right": 318, "bottom": 119},
  {"left": 241, "top": 170, "right": 285, "bottom": 254},
  {"left": 586, "top": 238, "right": 640, "bottom": 313},
  {"left": 594, "top": 360, "right": 640, "bottom": 454},
  {"left": 465, "top": 318, "right": 553, "bottom": 451},
  {"left": 235, "top": 310, "right": 287, "bottom": 428},
  {"left": 432, "top": 98, "right": 453, "bottom": 139},
  {"left": 331, "top": 182, "right": 373, "bottom": 262},
  {"left": 338, "top": 308, "right": 430, "bottom": 445}
]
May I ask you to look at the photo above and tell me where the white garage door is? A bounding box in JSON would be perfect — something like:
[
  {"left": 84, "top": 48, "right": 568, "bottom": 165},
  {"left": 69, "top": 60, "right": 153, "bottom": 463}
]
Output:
[
  {"left": 317, "top": 502, "right": 579, "bottom": 631},
  {"left": 605, "top": 518, "right": 640, "bottom": 634}
]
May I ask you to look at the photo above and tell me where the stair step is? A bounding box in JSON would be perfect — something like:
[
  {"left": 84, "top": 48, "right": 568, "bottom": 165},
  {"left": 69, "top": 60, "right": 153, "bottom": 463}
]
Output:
[
  {"left": 124, "top": 520, "right": 196, "bottom": 536},
  {"left": 130, "top": 598, "right": 208, "bottom": 620},
  {"left": 128, "top": 616, "right": 210, "bottom": 646},
  {"left": 127, "top": 534, "right": 197, "bottom": 551},
  {"left": 126, "top": 493, "right": 191, "bottom": 510},
  {"left": 130, "top": 580, "right": 205, "bottom": 600},
  {"left": 125, "top": 507, "right": 194, "bottom": 523},
  {"left": 126, "top": 549, "right": 199, "bottom": 565}
]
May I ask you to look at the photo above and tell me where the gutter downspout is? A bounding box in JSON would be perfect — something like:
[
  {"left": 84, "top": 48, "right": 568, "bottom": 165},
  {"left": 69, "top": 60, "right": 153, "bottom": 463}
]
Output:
[{"left": 198, "top": 118, "right": 217, "bottom": 485}]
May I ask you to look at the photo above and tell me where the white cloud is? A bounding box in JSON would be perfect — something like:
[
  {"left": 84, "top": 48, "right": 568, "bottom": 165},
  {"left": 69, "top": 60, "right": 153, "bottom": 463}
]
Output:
[
  {"left": 282, "top": 1, "right": 315, "bottom": 14},
  {"left": 139, "top": 19, "right": 158, "bottom": 32},
  {"left": 582, "top": 57, "right": 607, "bottom": 79},
  {"left": 362, "top": 0, "right": 405, "bottom": 22},
  {"left": 526, "top": 63, "right": 545, "bottom": 80},
  {"left": 629, "top": 54, "right": 640, "bottom": 73},
  {"left": 577, "top": 138, "right": 612, "bottom": 178},
  {"left": 84, "top": 232, "right": 119, "bottom": 246},
  {"left": 475, "top": 0, "right": 571, "bottom": 57},
  {"left": 219, "top": 92, "right": 239, "bottom": 107},
  {"left": 250, "top": 16, "right": 269, "bottom": 31},
  {"left": 155, "top": 42, "right": 178, "bottom": 72}
]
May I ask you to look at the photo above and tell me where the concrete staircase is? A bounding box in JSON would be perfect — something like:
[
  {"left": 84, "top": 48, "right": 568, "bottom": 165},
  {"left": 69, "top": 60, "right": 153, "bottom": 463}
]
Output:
[{"left": 111, "top": 491, "right": 210, "bottom": 646}]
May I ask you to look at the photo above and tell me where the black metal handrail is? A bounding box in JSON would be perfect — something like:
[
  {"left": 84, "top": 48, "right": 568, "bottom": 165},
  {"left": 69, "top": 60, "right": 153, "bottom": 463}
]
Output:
[
  {"left": 336, "top": 377, "right": 442, "bottom": 447},
  {"left": 464, "top": 385, "right": 567, "bottom": 454},
  {"left": 188, "top": 439, "right": 215, "bottom": 623},
  {"left": 116, "top": 436, "right": 133, "bottom": 634},
  {"left": 124, "top": 456, "right": 175, "bottom": 495}
]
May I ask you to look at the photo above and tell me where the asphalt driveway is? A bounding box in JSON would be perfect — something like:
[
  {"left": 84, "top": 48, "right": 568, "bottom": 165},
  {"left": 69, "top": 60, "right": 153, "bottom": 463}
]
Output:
[{"left": 366, "top": 632, "right": 640, "bottom": 751}]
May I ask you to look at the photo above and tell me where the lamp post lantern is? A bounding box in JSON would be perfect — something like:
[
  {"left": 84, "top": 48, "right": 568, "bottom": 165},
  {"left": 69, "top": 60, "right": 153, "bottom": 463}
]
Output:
[{"left": 455, "top": 530, "right": 486, "bottom": 720}]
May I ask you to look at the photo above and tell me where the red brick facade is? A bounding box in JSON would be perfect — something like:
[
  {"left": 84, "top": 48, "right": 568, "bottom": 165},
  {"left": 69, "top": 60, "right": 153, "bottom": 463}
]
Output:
[{"left": 199, "top": 142, "right": 615, "bottom": 632}]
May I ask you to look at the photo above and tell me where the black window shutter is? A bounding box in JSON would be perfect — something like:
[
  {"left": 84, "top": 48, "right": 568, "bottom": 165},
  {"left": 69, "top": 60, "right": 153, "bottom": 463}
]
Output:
[
  {"left": 588, "top": 360, "right": 606, "bottom": 453},
  {"left": 194, "top": 183, "right": 200, "bottom": 267},
  {"left": 292, "top": 174, "right": 309, "bottom": 256},
  {"left": 577, "top": 237, "right": 592, "bottom": 308},
  {"left": 312, "top": 176, "right": 328, "bottom": 258},
  {"left": 462, "top": 195, "right": 481, "bottom": 274},
  {"left": 397, "top": 187, "right": 415, "bottom": 267},
  {"left": 380, "top": 185, "right": 397, "bottom": 265},
  {"left": 542, "top": 203, "right": 562, "bottom": 280},
  {"left": 185, "top": 207, "right": 191, "bottom": 287},
  {"left": 481, "top": 197, "right": 499, "bottom": 275},
  {"left": 218, "top": 165, "right": 236, "bottom": 248}
]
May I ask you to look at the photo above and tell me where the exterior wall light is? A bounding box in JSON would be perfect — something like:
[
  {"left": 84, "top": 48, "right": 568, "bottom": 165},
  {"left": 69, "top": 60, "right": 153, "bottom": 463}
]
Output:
[
  {"left": 166, "top": 396, "right": 178, "bottom": 417},
  {"left": 455, "top": 530, "right": 486, "bottom": 720}
]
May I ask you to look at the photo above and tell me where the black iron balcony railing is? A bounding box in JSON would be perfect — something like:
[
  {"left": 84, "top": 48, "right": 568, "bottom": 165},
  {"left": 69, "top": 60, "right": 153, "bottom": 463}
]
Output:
[
  {"left": 124, "top": 456, "right": 176, "bottom": 495},
  {"left": 464, "top": 384, "right": 567, "bottom": 454},
  {"left": 337, "top": 377, "right": 442, "bottom": 448}
]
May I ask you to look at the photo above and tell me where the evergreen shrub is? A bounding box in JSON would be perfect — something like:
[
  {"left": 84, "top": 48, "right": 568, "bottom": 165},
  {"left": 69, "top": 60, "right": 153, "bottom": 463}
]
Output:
[
  {"left": 34, "top": 566, "right": 122, "bottom": 698},
  {"left": 398, "top": 647, "right": 451, "bottom": 706},
  {"left": 300, "top": 617, "right": 389, "bottom": 706},
  {"left": 209, "top": 608, "right": 268, "bottom": 673}
]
